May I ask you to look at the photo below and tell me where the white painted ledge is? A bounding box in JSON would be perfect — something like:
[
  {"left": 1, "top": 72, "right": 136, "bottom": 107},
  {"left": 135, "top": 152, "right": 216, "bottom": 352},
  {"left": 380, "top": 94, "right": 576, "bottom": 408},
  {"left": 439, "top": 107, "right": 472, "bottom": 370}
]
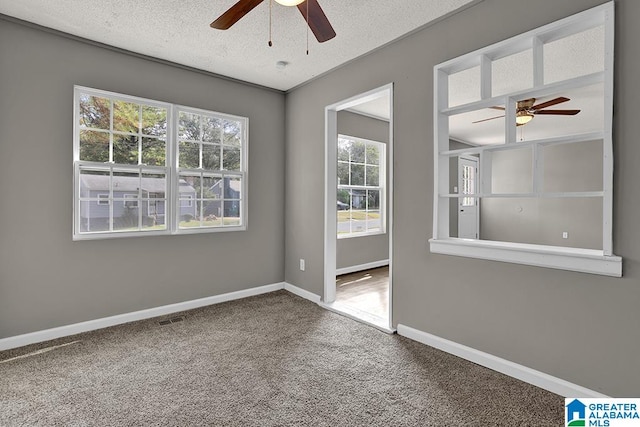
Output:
[
  {"left": 397, "top": 324, "right": 609, "bottom": 398},
  {"left": 429, "top": 238, "right": 622, "bottom": 277}
]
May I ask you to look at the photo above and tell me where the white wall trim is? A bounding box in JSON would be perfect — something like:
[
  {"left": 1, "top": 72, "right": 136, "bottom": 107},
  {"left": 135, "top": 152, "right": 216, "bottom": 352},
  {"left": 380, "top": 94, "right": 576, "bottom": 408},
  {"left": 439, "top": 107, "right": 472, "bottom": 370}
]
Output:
[
  {"left": 397, "top": 324, "right": 609, "bottom": 398},
  {"left": 336, "top": 259, "right": 389, "bottom": 276},
  {"left": 283, "top": 282, "right": 322, "bottom": 303},
  {"left": 0, "top": 282, "right": 285, "bottom": 351},
  {"left": 430, "top": 238, "right": 622, "bottom": 277}
]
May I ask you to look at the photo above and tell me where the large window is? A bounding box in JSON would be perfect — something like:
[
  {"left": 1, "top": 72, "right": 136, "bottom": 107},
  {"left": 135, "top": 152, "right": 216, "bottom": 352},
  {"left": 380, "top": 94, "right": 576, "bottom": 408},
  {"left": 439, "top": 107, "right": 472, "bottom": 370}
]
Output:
[
  {"left": 74, "top": 87, "right": 247, "bottom": 240},
  {"left": 430, "top": 2, "right": 621, "bottom": 276},
  {"left": 337, "top": 135, "right": 385, "bottom": 238}
]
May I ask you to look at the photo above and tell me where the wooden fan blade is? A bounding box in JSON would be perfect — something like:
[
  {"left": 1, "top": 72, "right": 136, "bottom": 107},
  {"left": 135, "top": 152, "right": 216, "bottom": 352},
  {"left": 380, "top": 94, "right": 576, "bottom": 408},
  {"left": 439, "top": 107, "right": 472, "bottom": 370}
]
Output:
[
  {"left": 297, "top": 0, "right": 336, "bottom": 43},
  {"left": 211, "top": 0, "right": 264, "bottom": 30},
  {"left": 534, "top": 109, "right": 581, "bottom": 115},
  {"left": 489, "top": 106, "right": 505, "bottom": 111},
  {"left": 472, "top": 115, "right": 505, "bottom": 124},
  {"left": 531, "top": 96, "right": 570, "bottom": 110}
]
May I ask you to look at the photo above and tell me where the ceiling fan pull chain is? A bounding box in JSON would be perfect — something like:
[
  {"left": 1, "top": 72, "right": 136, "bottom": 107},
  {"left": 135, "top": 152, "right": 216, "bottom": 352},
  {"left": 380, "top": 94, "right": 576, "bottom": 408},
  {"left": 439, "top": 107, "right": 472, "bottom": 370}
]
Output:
[
  {"left": 306, "top": 0, "right": 309, "bottom": 55},
  {"left": 269, "top": 0, "right": 273, "bottom": 47}
]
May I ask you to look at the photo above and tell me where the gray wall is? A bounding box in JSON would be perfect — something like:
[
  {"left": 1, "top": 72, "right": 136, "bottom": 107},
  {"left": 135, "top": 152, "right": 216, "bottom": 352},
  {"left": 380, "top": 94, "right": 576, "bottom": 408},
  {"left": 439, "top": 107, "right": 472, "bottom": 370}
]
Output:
[
  {"left": 0, "top": 19, "right": 285, "bottom": 338},
  {"left": 285, "top": 0, "right": 640, "bottom": 397},
  {"left": 481, "top": 139, "right": 603, "bottom": 248},
  {"left": 336, "top": 111, "right": 389, "bottom": 270}
]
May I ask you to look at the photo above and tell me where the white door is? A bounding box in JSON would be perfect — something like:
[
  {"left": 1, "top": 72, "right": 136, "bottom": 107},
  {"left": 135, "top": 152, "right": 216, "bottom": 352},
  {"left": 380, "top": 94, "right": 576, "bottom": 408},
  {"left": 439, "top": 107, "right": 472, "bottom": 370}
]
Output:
[{"left": 458, "top": 157, "right": 479, "bottom": 239}]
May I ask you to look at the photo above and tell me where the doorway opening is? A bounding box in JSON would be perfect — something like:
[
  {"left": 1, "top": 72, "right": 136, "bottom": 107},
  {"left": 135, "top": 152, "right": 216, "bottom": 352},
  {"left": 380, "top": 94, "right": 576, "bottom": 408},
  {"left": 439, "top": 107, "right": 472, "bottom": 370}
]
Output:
[
  {"left": 323, "top": 84, "right": 394, "bottom": 333},
  {"left": 458, "top": 156, "right": 479, "bottom": 239}
]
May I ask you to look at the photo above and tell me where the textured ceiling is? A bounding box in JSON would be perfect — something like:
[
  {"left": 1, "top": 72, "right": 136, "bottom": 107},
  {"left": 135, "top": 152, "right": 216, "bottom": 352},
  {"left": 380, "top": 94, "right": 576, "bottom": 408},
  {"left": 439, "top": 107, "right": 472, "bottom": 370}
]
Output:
[{"left": 0, "top": 0, "right": 478, "bottom": 91}]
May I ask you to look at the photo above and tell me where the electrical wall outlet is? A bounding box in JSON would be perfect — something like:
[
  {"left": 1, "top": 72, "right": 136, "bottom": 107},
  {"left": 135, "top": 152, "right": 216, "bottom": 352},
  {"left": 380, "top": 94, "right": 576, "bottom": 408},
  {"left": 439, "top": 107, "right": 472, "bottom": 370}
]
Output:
[
  {"left": 562, "top": 232, "right": 568, "bottom": 239},
  {"left": 299, "top": 259, "right": 305, "bottom": 271}
]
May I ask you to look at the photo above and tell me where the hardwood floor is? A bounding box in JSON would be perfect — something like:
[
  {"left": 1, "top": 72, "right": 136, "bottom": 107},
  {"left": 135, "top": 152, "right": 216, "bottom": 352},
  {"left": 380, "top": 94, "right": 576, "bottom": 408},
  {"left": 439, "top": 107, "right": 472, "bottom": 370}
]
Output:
[{"left": 336, "top": 266, "right": 389, "bottom": 319}]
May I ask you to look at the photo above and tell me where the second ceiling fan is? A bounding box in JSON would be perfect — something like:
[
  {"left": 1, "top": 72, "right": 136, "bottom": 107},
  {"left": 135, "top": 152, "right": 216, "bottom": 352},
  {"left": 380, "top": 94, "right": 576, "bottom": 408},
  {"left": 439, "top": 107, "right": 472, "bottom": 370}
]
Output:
[
  {"left": 473, "top": 97, "right": 581, "bottom": 126},
  {"left": 211, "top": 0, "right": 336, "bottom": 43}
]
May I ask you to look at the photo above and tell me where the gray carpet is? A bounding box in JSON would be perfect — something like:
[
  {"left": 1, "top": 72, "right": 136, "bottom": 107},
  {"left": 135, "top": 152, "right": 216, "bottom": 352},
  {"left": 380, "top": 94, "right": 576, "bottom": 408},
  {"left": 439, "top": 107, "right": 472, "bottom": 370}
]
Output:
[{"left": 0, "top": 291, "right": 564, "bottom": 426}]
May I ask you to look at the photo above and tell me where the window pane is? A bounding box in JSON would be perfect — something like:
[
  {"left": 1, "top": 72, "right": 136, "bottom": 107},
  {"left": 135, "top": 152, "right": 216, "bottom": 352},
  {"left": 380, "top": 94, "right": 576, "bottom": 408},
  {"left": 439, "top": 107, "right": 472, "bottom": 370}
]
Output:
[
  {"left": 201, "top": 175, "right": 222, "bottom": 199},
  {"left": 179, "top": 111, "right": 200, "bottom": 141},
  {"left": 79, "top": 94, "right": 110, "bottom": 130},
  {"left": 351, "top": 140, "right": 365, "bottom": 163},
  {"left": 366, "top": 144, "right": 379, "bottom": 165},
  {"left": 222, "top": 147, "right": 241, "bottom": 171},
  {"left": 366, "top": 165, "right": 379, "bottom": 186},
  {"left": 113, "top": 101, "right": 140, "bottom": 134},
  {"left": 79, "top": 168, "right": 110, "bottom": 198},
  {"left": 80, "top": 130, "right": 109, "bottom": 162},
  {"left": 367, "top": 190, "right": 380, "bottom": 210},
  {"left": 367, "top": 210, "right": 381, "bottom": 232},
  {"left": 224, "top": 177, "right": 242, "bottom": 199},
  {"left": 202, "top": 144, "right": 221, "bottom": 170},
  {"left": 79, "top": 200, "right": 110, "bottom": 232},
  {"left": 141, "top": 138, "right": 165, "bottom": 166},
  {"left": 179, "top": 141, "right": 200, "bottom": 169},
  {"left": 351, "top": 164, "right": 365, "bottom": 186},
  {"left": 338, "top": 139, "right": 350, "bottom": 161},
  {"left": 337, "top": 162, "right": 349, "bottom": 186},
  {"left": 223, "top": 120, "right": 242, "bottom": 146},
  {"left": 223, "top": 201, "right": 241, "bottom": 225},
  {"left": 113, "top": 135, "right": 139, "bottom": 165},
  {"left": 180, "top": 174, "right": 201, "bottom": 198},
  {"left": 201, "top": 199, "right": 221, "bottom": 222},
  {"left": 141, "top": 172, "right": 166, "bottom": 197},
  {"left": 351, "top": 189, "right": 366, "bottom": 209},
  {"left": 142, "top": 106, "right": 167, "bottom": 137},
  {"left": 203, "top": 116, "right": 222, "bottom": 143}
]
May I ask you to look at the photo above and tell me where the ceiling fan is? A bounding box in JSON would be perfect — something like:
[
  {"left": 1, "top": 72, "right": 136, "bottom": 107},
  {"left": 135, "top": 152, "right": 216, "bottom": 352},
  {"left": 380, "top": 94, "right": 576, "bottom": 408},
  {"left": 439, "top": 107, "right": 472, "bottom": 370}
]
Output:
[
  {"left": 473, "top": 97, "right": 581, "bottom": 126},
  {"left": 210, "top": 0, "right": 336, "bottom": 43}
]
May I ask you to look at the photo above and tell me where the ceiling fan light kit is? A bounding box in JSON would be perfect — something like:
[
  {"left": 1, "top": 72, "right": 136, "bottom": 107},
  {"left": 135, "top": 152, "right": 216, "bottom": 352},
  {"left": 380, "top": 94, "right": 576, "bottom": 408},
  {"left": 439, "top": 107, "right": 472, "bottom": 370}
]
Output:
[
  {"left": 472, "top": 96, "right": 581, "bottom": 127},
  {"left": 274, "top": 0, "right": 305, "bottom": 6}
]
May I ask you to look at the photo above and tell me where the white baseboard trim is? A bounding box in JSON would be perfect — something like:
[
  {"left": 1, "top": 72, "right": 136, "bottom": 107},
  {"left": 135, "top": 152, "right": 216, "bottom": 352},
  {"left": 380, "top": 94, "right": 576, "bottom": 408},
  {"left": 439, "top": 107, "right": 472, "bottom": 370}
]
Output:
[
  {"left": 336, "top": 259, "right": 389, "bottom": 276},
  {"left": 397, "top": 324, "right": 608, "bottom": 398},
  {"left": 283, "top": 282, "right": 322, "bottom": 303},
  {"left": 0, "top": 282, "right": 285, "bottom": 352}
]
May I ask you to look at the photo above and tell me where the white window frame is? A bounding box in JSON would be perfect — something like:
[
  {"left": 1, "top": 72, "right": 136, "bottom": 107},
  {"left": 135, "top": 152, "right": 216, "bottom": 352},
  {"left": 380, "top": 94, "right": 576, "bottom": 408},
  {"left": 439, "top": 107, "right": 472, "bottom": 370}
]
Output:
[
  {"left": 174, "top": 105, "right": 248, "bottom": 233},
  {"left": 73, "top": 86, "right": 248, "bottom": 240},
  {"left": 337, "top": 135, "right": 386, "bottom": 239},
  {"left": 430, "top": 2, "right": 621, "bottom": 277}
]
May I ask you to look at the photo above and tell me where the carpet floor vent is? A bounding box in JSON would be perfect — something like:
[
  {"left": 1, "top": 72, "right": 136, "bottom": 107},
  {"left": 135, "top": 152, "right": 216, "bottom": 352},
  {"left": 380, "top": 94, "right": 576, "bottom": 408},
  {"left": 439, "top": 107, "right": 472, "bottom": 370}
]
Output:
[{"left": 158, "top": 316, "right": 185, "bottom": 326}]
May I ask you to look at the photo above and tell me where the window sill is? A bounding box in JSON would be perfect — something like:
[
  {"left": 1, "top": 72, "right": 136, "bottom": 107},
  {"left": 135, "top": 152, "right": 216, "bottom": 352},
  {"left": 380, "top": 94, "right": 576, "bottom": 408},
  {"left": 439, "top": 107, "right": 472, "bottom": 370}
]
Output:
[{"left": 429, "top": 238, "right": 622, "bottom": 277}]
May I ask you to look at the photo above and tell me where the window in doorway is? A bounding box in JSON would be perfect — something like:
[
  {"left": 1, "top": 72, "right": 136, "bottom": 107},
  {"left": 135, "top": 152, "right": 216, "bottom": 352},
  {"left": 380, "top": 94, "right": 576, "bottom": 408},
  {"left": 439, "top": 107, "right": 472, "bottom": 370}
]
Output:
[{"left": 337, "top": 135, "right": 386, "bottom": 238}]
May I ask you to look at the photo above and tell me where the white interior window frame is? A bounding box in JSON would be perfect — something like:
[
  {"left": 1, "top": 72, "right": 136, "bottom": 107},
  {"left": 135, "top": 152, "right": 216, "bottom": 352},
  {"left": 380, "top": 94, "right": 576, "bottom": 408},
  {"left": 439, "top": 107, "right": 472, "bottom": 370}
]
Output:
[
  {"left": 73, "top": 86, "right": 248, "bottom": 240},
  {"left": 337, "top": 134, "right": 386, "bottom": 239},
  {"left": 430, "top": 2, "right": 622, "bottom": 277},
  {"left": 174, "top": 105, "right": 248, "bottom": 234}
]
